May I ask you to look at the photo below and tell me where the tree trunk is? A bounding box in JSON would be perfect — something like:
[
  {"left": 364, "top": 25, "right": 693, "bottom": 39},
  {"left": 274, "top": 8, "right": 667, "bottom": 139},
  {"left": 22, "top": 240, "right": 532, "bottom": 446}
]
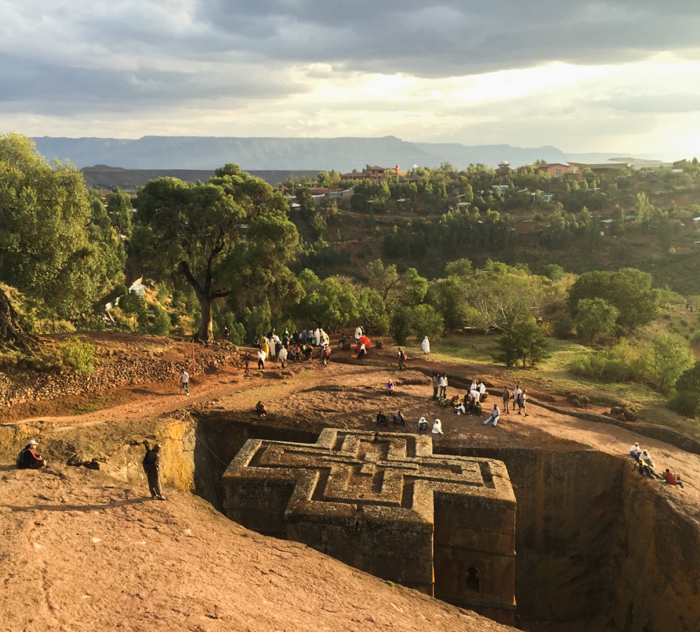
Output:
[
  {"left": 0, "top": 286, "right": 40, "bottom": 351},
  {"left": 195, "top": 295, "right": 213, "bottom": 342}
]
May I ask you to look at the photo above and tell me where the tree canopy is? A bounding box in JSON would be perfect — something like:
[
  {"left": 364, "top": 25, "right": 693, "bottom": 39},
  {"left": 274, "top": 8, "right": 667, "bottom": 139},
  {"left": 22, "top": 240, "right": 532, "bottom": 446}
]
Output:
[
  {"left": 0, "top": 134, "right": 109, "bottom": 347},
  {"left": 133, "top": 165, "right": 300, "bottom": 341}
]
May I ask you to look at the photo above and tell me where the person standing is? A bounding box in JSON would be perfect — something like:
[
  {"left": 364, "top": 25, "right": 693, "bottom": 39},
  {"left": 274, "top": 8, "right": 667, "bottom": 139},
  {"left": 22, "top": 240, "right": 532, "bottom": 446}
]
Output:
[
  {"left": 244, "top": 352, "right": 251, "bottom": 375},
  {"left": 257, "top": 348, "right": 267, "bottom": 372},
  {"left": 482, "top": 403, "right": 501, "bottom": 427},
  {"left": 181, "top": 369, "right": 190, "bottom": 395},
  {"left": 321, "top": 345, "right": 331, "bottom": 367},
  {"left": 397, "top": 348, "right": 406, "bottom": 370},
  {"left": 518, "top": 389, "right": 529, "bottom": 416},
  {"left": 502, "top": 386, "right": 511, "bottom": 414},
  {"left": 16, "top": 439, "right": 46, "bottom": 469},
  {"left": 439, "top": 374, "right": 448, "bottom": 398},
  {"left": 421, "top": 336, "right": 430, "bottom": 355},
  {"left": 142, "top": 442, "right": 165, "bottom": 500},
  {"left": 431, "top": 373, "right": 439, "bottom": 400},
  {"left": 222, "top": 326, "right": 230, "bottom": 341},
  {"left": 513, "top": 384, "right": 522, "bottom": 412},
  {"left": 278, "top": 345, "right": 288, "bottom": 369}
]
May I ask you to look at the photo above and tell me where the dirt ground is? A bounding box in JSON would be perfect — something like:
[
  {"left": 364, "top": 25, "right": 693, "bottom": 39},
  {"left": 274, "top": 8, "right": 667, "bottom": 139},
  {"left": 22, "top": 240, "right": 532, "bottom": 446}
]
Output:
[{"left": 2, "top": 338, "right": 700, "bottom": 632}]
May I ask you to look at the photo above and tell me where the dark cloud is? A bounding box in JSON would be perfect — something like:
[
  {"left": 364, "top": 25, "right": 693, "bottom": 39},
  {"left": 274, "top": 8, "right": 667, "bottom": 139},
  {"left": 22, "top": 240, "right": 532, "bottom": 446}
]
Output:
[
  {"left": 191, "top": 0, "right": 700, "bottom": 75},
  {"left": 0, "top": 53, "right": 306, "bottom": 115}
]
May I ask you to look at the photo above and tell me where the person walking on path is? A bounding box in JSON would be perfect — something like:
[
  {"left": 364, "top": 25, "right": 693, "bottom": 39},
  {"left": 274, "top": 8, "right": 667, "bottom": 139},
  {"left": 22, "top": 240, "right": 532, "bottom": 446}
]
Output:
[
  {"left": 421, "top": 336, "right": 430, "bottom": 355},
  {"left": 142, "top": 442, "right": 165, "bottom": 500},
  {"left": 502, "top": 387, "right": 511, "bottom": 414},
  {"left": 321, "top": 345, "right": 331, "bottom": 367},
  {"left": 397, "top": 348, "right": 406, "bottom": 370},
  {"left": 431, "top": 373, "right": 439, "bottom": 400},
  {"left": 16, "top": 439, "right": 46, "bottom": 469},
  {"left": 181, "top": 369, "right": 190, "bottom": 395},
  {"left": 482, "top": 403, "right": 501, "bottom": 427}
]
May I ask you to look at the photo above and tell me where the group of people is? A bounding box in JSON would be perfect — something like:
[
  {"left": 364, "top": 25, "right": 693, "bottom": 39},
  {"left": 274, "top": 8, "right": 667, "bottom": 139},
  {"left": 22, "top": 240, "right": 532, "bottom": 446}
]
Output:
[
  {"left": 377, "top": 412, "right": 443, "bottom": 435},
  {"left": 251, "top": 327, "right": 332, "bottom": 372},
  {"left": 629, "top": 442, "right": 684, "bottom": 488}
]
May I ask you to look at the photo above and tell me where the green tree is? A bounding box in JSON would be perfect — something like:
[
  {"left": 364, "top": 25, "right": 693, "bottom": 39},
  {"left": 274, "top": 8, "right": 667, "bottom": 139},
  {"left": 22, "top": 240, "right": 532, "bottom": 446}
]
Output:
[
  {"left": 403, "top": 268, "right": 428, "bottom": 306},
  {"left": 0, "top": 134, "right": 107, "bottom": 348},
  {"left": 495, "top": 320, "right": 551, "bottom": 368},
  {"left": 568, "top": 269, "right": 660, "bottom": 335},
  {"left": 134, "top": 165, "right": 300, "bottom": 341},
  {"left": 671, "top": 361, "right": 700, "bottom": 417},
  {"left": 106, "top": 187, "right": 133, "bottom": 236},
  {"left": 294, "top": 269, "right": 358, "bottom": 331},
  {"left": 574, "top": 298, "right": 619, "bottom": 344},
  {"left": 643, "top": 331, "right": 694, "bottom": 393},
  {"left": 367, "top": 258, "right": 401, "bottom": 305}
]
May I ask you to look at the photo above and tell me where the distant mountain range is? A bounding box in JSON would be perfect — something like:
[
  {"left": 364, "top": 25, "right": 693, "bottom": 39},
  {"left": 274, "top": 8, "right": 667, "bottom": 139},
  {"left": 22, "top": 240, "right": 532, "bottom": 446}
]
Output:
[{"left": 32, "top": 135, "right": 681, "bottom": 174}]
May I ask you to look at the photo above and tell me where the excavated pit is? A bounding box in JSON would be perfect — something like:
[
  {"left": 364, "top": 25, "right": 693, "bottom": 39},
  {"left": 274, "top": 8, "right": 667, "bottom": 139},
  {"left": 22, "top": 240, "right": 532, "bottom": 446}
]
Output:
[{"left": 192, "top": 412, "right": 700, "bottom": 632}]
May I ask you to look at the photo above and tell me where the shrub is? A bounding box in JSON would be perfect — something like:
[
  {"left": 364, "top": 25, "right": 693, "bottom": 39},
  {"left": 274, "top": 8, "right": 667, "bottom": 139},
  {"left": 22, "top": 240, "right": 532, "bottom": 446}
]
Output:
[
  {"left": 552, "top": 313, "right": 574, "bottom": 339},
  {"left": 494, "top": 320, "right": 551, "bottom": 368},
  {"left": 59, "top": 337, "right": 97, "bottom": 374},
  {"left": 149, "top": 305, "right": 171, "bottom": 336}
]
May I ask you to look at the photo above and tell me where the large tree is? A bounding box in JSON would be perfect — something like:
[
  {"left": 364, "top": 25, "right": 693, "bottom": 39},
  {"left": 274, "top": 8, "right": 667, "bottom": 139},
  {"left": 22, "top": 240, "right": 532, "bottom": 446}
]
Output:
[
  {"left": 0, "top": 134, "right": 104, "bottom": 349},
  {"left": 134, "top": 165, "right": 300, "bottom": 341},
  {"left": 568, "top": 268, "right": 660, "bottom": 335}
]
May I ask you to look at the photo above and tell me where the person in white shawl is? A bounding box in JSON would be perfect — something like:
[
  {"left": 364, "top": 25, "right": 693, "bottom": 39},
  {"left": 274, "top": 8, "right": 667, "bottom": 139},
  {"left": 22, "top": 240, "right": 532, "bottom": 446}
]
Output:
[
  {"left": 421, "top": 336, "right": 430, "bottom": 355},
  {"left": 432, "top": 418, "right": 443, "bottom": 435}
]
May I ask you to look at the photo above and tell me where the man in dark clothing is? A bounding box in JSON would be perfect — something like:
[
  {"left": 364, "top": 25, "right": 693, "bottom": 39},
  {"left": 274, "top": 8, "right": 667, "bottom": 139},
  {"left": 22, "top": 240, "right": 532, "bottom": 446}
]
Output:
[
  {"left": 222, "top": 326, "right": 230, "bottom": 341},
  {"left": 16, "top": 439, "right": 46, "bottom": 469},
  {"left": 397, "top": 348, "right": 406, "bottom": 370},
  {"left": 142, "top": 443, "right": 165, "bottom": 500}
]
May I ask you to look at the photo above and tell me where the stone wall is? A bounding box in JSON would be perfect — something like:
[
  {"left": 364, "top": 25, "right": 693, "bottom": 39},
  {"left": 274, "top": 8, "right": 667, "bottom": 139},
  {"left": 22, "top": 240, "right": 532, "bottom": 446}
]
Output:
[{"left": 0, "top": 348, "right": 235, "bottom": 408}]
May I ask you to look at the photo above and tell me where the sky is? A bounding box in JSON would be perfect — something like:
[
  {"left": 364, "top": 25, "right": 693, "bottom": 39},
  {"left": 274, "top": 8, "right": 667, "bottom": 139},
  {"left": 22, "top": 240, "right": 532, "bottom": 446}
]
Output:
[{"left": 1, "top": 0, "right": 700, "bottom": 156}]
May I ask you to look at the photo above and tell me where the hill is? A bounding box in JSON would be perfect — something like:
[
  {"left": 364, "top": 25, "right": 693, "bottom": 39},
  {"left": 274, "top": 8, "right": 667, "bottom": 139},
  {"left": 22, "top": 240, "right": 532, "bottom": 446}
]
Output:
[{"left": 35, "top": 135, "right": 573, "bottom": 171}]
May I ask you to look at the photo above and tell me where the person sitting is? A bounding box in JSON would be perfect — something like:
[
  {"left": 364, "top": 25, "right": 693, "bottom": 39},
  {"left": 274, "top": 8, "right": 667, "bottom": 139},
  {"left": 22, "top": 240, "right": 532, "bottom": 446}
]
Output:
[
  {"left": 338, "top": 333, "right": 347, "bottom": 348},
  {"left": 432, "top": 419, "right": 443, "bottom": 435},
  {"left": 16, "top": 439, "right": 46, "bottom": 470},
  {"left": 482, "top": 403, "right": 501, "bottom": 427},
  {"left": 418, "top": 416, "right": 429, "bottom": 431},
  {"left": 393, "top": 410, "right": 406, "bottom": 426},
  {"left": 376, "top": 412, "right": 388, "bottom": 425},
  {"left": 639, "top": 449, "right": 656, "bottom": 468},
  {"left": 470, "top": 400, "right": 483, "bottom": 416},
  {"left": 468, "top": 388, "right": 481, "bottom": 404},
  {"left": 386, "top": 380, "right": 395, "bottom": 396},
  {"left": 255, "top": 401, "right": 267, "bottom": 418},
  {"left": 663, "top": 469, "right": 684, "bottom": 488},
  {"left": 450, "top": 394, "right": 460, "bottom": 408},
  {"left": 637, "top": 458, "right": 656, "bottom": 479},
  {"left": 438, "top": 394, "right": 448, "bottom": 407},
  {"left": 629, "top": 442, "right": 642, "bottom": 460}
]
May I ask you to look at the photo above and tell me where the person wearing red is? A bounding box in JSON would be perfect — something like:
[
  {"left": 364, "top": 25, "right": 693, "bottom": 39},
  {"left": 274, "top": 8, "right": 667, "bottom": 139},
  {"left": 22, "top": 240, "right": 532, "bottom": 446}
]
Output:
[
  {"left": 16, "top": 439, "right": 46, "bottom": 469},
  {"left": 663, "top": 469, "right": 684, "bottom": 489}
]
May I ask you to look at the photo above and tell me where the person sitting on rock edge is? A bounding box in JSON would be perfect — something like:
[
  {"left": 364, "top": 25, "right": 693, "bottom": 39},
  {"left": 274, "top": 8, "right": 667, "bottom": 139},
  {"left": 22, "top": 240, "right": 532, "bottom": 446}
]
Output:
[
  {"left": 255, "top": 401, "right": 267, "bottom": 418},
  {"left": 663, "top": 469, "right": 684, "bottom": 488},
  {"left": 432, "top": 419, "right": 444, "bottom": 435},
  {"left": 16, "top": 439, "right": 46, "bottom": 470},
  {"left": 376, "top": 412, "right": 388, "bottom": 425},
  {"left": 629, "top": 442, "right": 642, "bottom": 460},
  {"left": 418, "top": 416, "right": 429, "bottom": 431},
  {"left": 393, "top": 410, "right": 406, "bottom": 426}
]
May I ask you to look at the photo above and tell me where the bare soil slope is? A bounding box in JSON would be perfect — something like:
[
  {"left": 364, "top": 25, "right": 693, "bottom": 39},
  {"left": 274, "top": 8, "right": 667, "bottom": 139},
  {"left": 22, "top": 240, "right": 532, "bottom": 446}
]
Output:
[{"left": 0, "top": 465, "right": 511, "bottom": 632}]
